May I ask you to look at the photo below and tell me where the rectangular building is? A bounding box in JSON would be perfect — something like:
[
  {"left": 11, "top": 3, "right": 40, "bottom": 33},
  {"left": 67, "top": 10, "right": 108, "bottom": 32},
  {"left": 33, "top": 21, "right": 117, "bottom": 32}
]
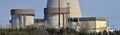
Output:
[{"left": 68, "top": 17, "right": 108, "bottom": 32}]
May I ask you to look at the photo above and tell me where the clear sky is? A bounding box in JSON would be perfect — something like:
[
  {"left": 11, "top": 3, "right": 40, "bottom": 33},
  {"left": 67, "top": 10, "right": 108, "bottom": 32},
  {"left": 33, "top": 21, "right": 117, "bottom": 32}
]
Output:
[{"left": 0, "top": 0, "right": 120, "bottom": 30}]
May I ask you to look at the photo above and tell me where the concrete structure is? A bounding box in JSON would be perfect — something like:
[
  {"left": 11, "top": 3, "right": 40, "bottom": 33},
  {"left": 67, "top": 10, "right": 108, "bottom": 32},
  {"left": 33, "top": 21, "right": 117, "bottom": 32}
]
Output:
[
  {"left": 34, "top": 19, "right": 45, "bottom": 27},
  {"left": 66, "top": 0, "right": 82, "bottom": 17},
  {"left": 8, "top": 0, "right": 113, "bottom": 32},
  {"left": 68, "top": 17, "right": 113, "bottom": 32},
  {"left": 44, "top": 0, "right": 82, "bottom": 28},
  {"left": 44, "top": 0, "right": 68, "bottom": 28},
  {"left": 10, "top": 9, "right": 35, "bottom": 28},
  {"left": 10, "top": 19, "right": 46, "bottom": 28}
]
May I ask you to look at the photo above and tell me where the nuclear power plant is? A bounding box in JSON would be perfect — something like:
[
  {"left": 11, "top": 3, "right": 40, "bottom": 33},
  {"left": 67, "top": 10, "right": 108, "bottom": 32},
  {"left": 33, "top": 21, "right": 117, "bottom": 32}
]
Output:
[{"left": 9, "top": 0, "right": 113, "bottom": 32}]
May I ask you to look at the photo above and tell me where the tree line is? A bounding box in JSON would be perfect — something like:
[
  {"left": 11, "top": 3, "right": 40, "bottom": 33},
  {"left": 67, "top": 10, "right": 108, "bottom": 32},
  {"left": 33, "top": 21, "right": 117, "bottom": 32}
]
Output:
[
  {"left": 46, "top": 28, "right": 120, "bottom": 35},
  {"left": 0, "top": 27, "right": 120, "bottom": 35}
]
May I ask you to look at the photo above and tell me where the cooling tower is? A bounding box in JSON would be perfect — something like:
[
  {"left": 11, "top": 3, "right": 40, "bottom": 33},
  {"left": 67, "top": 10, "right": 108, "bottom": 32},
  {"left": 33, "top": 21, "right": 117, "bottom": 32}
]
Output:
[
  {"left": 44, "top": 0, "right": 82, "bottom": 28},
  {"left": 67, "top": 0, "right": 82, "bottom": 17}
]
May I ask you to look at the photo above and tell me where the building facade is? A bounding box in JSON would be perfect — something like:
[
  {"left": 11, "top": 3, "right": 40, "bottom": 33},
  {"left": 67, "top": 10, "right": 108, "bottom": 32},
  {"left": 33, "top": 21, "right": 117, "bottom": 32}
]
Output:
[
  {"left": 10, "top": 9, "right": 35, "bottom": 28},
  {"left": 68, "top": 17, "right": 112, "bottom": 32}
]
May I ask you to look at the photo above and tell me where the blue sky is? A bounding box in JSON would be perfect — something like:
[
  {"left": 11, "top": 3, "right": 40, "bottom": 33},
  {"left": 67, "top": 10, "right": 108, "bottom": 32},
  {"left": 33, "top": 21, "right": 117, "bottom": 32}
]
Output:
[{"left": 0, "top": 0, "right": 120, "bottom": 30}]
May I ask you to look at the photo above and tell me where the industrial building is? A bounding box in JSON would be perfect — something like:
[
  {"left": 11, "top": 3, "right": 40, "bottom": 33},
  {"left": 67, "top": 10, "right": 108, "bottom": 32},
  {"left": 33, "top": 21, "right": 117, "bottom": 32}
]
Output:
[
  {"left": 68, "top": 17, "right": 113, "bottom": 32},
  {"left": 10, "top": 9, "right": 35, "bottom": 28},
  {"left": 44, "top": 0, "right": 82, "bottom": 28},
  {"left": 43, "top": 0, "right": 113, "bottom": 32},
  {"left": 9, "top": 9, "right": 46, "bottom": 28},
  {"left": 9, "top": 0, "right": 113, "bottom": 32}
]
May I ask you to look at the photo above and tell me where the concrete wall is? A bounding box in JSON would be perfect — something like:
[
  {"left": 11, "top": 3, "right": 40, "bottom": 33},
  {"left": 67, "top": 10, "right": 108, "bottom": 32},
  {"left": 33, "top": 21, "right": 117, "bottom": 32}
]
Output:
[
  {"left": 79, "top": 21, "right": 96, "bottom": 29},
  {"left": 11, "top": 9, "right": 35, "bottom": 15},
  {"left": 67, "top": 0, "right": 82, "bottom": 17},
  {"left": 45, "top": 14, "right": 64, "bottom": 28},
  {"left": 25, "top": 15, "right": 34, "bottom": 26},
  {"left": 96, "top": 21, "right": 107, "bottom": 28},
  {"left": 45, "top": 0, "right": 69, "bottom": 28},
  {"left": 11, "top": 9, "right": 35, "bottom": 28},
  {"left": 68, "top": 17, "right": 107, "bottom": 32},
  {"left": 47, "top": 0, "right": 67, "bottom": 8}
]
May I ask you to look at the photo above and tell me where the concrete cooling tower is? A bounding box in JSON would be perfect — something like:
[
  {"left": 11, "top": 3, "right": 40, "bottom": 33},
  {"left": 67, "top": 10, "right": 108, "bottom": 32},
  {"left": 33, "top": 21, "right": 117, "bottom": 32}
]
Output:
[
  {"left": 67, "top": 0, "right": 82, "bottom": 17},
  {"left": 44, "top": 0, "right": 82, "bottom": 28}
]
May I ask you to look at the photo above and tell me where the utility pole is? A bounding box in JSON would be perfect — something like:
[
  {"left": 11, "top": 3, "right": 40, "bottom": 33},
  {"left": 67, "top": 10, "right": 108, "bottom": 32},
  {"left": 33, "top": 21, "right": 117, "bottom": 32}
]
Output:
[{"left": 58, "top": 0, "right": 60, "bottom": 29}]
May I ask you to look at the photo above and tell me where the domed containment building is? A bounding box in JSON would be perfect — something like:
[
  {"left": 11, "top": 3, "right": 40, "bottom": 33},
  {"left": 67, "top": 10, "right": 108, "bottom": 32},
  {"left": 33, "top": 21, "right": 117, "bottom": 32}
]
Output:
[{"left": 10, "top": 9, "right": 35, "bottom": 28}]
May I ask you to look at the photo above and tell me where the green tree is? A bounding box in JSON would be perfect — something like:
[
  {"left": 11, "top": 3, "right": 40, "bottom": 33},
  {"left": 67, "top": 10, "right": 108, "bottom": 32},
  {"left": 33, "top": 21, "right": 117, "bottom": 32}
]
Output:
[
  {"left": 79, "top": 29, "right": 88, "bottom": 35},
  {"left": 103, "top": 30, "right": 108, "bottom": 35}
]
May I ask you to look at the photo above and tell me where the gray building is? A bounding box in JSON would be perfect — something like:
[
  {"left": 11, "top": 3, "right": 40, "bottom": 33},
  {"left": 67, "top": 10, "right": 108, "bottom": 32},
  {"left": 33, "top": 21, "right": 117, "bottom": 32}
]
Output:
[{"left": 10, "top": 9, "right": 35, "bottom": 28}]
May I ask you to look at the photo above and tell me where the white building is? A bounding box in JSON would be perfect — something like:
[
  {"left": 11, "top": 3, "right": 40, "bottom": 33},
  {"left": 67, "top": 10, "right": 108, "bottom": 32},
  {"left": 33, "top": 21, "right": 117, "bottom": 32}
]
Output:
[{"left": 68, "top": 17, "right": 113, "bottom": 32}]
